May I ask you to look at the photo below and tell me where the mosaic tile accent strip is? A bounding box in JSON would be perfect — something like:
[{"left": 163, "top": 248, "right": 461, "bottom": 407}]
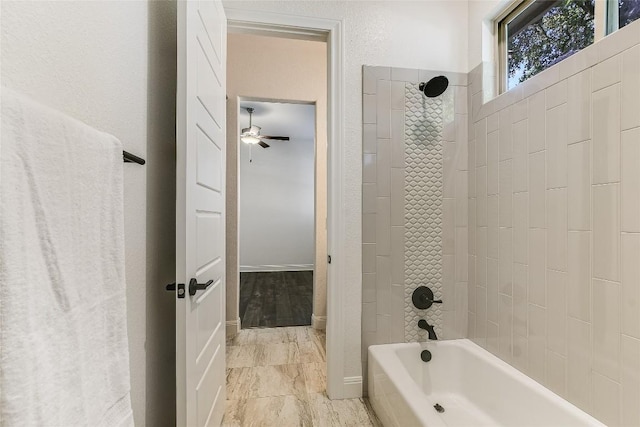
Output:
[{"left": 404, "top": 83, "right": 444, "bottom": 343}]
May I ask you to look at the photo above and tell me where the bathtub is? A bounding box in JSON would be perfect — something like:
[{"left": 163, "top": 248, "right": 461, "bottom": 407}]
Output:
[{"left": 368, "top": 340, "right": 605, "bottom": 427}]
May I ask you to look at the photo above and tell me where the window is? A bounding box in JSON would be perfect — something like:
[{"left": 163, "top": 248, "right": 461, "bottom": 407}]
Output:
[{"left": 498, "top": 0, "right": 640, "bottom": 93}]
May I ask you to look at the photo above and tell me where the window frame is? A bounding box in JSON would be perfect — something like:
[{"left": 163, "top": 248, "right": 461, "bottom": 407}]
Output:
[{"left": 496, "top": 0, "right": 612, "bottom": 94}]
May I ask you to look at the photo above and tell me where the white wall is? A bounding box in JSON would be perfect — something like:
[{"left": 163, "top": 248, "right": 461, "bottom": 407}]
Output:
[
  {"left": 223, "top": 0, "right": 469, "bottom": 389},
  {"left": 1, "top": 2, "right": 177, "bottom": 425},
  {"left": 239, "top": 116, "right": 315, "bottom": 270}
]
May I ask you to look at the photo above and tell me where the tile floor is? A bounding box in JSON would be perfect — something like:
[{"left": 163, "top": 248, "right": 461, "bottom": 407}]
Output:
[{"left": 224, "top": 326, "right": 381, "bottom": 426}]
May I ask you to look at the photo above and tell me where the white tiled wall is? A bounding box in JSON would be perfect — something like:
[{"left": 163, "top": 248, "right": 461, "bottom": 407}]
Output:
[
  {"left": 467, "top": 21, "right": 640, "bottom": 426},
  {"left": 362, "top": 66, "right": 468, "bottom": 384}
]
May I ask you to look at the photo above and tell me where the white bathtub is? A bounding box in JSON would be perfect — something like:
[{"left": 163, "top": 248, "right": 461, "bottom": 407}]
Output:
[{"left": 368, "top": 340, "right": 605, "bottom": 427}]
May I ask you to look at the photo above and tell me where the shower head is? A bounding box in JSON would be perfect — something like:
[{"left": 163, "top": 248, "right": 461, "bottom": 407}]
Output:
[{"left": 418, "top": 75, "right": 449, "bottom": 98}]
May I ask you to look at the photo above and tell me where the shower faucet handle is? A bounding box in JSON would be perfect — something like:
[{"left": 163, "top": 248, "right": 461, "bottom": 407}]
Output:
[{"left": 412, "top": 286, "right": 443, "bottom": 309}]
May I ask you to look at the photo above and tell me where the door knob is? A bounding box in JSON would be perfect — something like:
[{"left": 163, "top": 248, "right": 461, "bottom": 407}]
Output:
[
  {"left": 166, "top": 282, "right": 185, "bottom": 298},
  {"left": 189, "top": 278, "right": 214, "bottom": 296}
]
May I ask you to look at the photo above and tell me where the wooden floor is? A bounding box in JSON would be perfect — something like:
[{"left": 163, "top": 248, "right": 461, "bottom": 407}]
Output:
[
  {"left": 239, "top": 271, "right": 313, "bottom": 328},
  {"left": 224, "top": 326, "right": 381, "bottom": 426}
]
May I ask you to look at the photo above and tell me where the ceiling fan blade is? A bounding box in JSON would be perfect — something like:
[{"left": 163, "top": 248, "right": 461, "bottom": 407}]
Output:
[
  {"left": 258, "top": 141, "right": 270, "bottom": 148},
  {"left": 260, "top": 135, "right": 290, "bottom": 141}
]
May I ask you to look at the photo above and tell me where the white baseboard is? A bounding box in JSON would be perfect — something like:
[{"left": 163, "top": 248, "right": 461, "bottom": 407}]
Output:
[
  {"left": 311, "top": 314, "right": 327, "bottom": 330},
  {"left": 239, "top": 264, "right": 314, "bottom": 273},
  {"left": 342, "top": 376, "right": 363, "bottom": 398},
  {"left": 226, "top": 318, "right": 240, "bottom": 337}
]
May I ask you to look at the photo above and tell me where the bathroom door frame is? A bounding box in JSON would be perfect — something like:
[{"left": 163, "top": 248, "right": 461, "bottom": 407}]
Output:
[{"left": 225, "top": 9, "right": 351, "bottom": 399}]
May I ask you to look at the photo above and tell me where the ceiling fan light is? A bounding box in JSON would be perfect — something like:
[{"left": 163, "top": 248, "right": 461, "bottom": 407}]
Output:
[{"left": 241, "top": 135, "right": 261, "bottom": 144}]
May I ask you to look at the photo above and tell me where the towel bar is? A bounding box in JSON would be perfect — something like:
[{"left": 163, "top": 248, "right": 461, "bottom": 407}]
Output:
[{"left": 123, "top": 151, "right": 145, "bottom": 165}]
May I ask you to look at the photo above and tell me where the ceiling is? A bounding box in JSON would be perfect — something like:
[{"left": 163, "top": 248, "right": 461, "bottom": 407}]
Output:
[{"left": 239, "top": 100, "right": 315, "bottom": 141}]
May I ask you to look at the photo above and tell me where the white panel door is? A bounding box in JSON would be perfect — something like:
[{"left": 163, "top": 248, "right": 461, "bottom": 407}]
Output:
[{"left": 175, "top": 1, "right": 227, "bottom": 426}]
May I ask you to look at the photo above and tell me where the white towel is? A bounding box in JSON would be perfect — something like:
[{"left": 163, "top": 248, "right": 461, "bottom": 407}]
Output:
[{"left": 0, "top": 87, "right": 134, "bottom": 427}]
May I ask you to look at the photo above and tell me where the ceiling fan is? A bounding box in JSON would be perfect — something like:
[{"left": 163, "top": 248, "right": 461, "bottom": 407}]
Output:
[{"left": 240, "top": 107, "right": 290, "bottom": 148}]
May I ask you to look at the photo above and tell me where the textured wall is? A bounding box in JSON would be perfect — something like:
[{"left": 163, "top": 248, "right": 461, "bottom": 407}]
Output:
[
  {"left": 467, "top": 20, "right": 640, "bottom": 426},
  {"left": 361, "top": 66, "right": 469, "bottom": 392},
  {"left": 1, "top": 2, "right": 177, "bottom": 425},
  {"left": 224, "top": 0, "right": 469, "bottom": 385}
]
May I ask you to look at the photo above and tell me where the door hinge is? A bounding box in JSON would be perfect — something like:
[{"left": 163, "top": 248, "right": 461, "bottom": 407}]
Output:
[{"left": 327, "top": 255, "right": 332, "bottom": 264}]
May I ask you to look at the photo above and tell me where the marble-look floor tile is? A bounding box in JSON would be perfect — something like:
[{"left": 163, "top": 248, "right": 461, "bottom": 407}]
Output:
[
  {"left": 222, "top": 395, "right": 313, "bottom": 427},
  {"left": 302, "top": 362, "right": 326, "bottom": 393},
  {"left": 226, "top": 364, "right": 307, "bottom": 400},
  {"left": 299, "top": 339, "right": 326, "bottom": 363},
  {"left": 307, "top": 392, "right": 381, "bottom": 426},
  {"left": 256, "top": 342, "right": 300, "bottom": 366},
  {"left": 226, "top": 345, "right": 260, "bottom": 368}
]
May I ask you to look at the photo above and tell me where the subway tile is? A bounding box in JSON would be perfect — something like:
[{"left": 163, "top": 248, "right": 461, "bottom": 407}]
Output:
[
  {"left": 513, "top": 192, "right": 529, "bottom": 264},
  {"left": 391, "top": 67, "right": 419, "bottom": 82},
  {"left": 592, "top": 84, "right": 621, "bottom": 184},
  {"left": 512, "top": 119, "right": 529, "bottom": 193},
  {"left": 487, "top": 112, "right": 499, "bottom": 133},
  {"left": 568, "top": 231, "right": 591, "bottom": 322},
  {"left": 469, "top": 199, "right": 477, "bottom": 255},
  {"left": 522, "top": 65, "right": 560, "bottom": 99},
  {"left": 499, "top": 108, "right": 512, "bottom": 161},
  {"left": 363, "top": 273, "right": 376, "bottom": 303},
  {"left": 390, "top": 168, "right": 405, "bottom": 226},
  {"left": 597, "top": 21, "right": 640, "bottom": 63},
  {"left": 376, "top": 197, "right": 391, "bottom": 255},
  {"left": 456, "top": 228, "right": 468, "bottom": 282},
  {"left": 592, "top": 278, "right": 621, "bottom": 381},
  {"left": 362, "top": 302, "right": 377, "bottom": 332},
  {"left": 468, "top": 141, "right": 476, "bottom": 196},
  {"left": 621, "top": 128, "right": 640, "bottom": 232},
  {"left": 567, "top": 70, "right": 591, "bottom": 144},
  {"left": 546, "top": 188, "right": 568, "bottom": 271},
  {"left": 456, "top": 121, "right": 469, "bottom": 170},
  {"left": 477, "top": 227, "right": 488, "bottom": 287},
  {"left": 498, "top": 294, "right": 513, "bottom": 362},
  {"left": 545, "top": 351, "right": 567, "bottom": 397},
  {"left": 390, "top": 226, "right": 404, "bottom": 285},
  {"left": 456, "top": 171, "right": 468, "bottom": 227},
  {"left": 567, "top": 318, "right": 592, "bottom": 413},
  {"left": 592, "top": 372, "right": 621, "bottom": 427},
  {"left": 376, "top": 314, "right": 390, "bottom": 344},
  {"left": 363, "top": 123, "right": 377, "bottom": 154},
  {"left": 528, "top": 229, "right": 546, "bottom": 307},
  {"left": 476, "top": 286, "right": 487, "bottom": 340},
  {"left": 390, "top": 81, "right": 405, "bottom": 110},
  {"left": 568, "top": 140, "right": 591, "bottom": 231},
  {"left": 455, "top": 86, "right": 468, "bottom": 115},
  {"left": 558, "top": 42, "right": 598, "bottom": 81},
  {"left": 363, "top": 153, "right": 376, "bottom": 183},
  {"left": 455, "top": 282, "right": 469, "bottom": 336},
  {"left": 444, "top": 149, "right": 456, "bottom": 199},
  {"left": 621, "top": 335, "right": 640, "bottom": 427},
  {"left": 546, "top": 80, "right": 567, "bottom": 109},
  {"left": 485, "top": 320, "right": 498, "bottom": 356},
  {"left": 546, "top": 104, "right": 568, "bottom": 189},
  {"left": 529, "top": 151, "right": 546, "bottom": 228},
  {"left": 622, "top": 45, "right": 640, "bottom": 131},
  {"left": 622, "top": 233, "right": 640, "bottom": 339},
  {"left": 475, "top": 119, "right": 488, "bottom": 167},
  {"left": 487, "top": 195, "right": 499, "bottom": 259},
  {"left": 376, "top": 139, "right": 391, "bottom": 196},
  {"left": 442, "top": 255, "right": 455, "bottom": 311},
  {"left": 363, "top": 94, "right": 376, "bottom": 123},
  {"left": 592, "top": 54, "right": 621, "bottom": 92},
  {"left": 476, "top": 166, "right": 488, "bottom": 227},
  {"left": 443, "top": 120, "right": 456, "bottom": 142},
  {"left": 362, "top": 243, "right": 376, "bottom": 273},
  {"left": 390, "top": 110, "right": 405, "bottom": 168},
  {"left": 512, "top": 99, "right": 528, "bottom": 124},
  {"left": 363, "top": 213, "right": 376, "bottom": 244},
  {"left": 390, "top": 285, "right": 405, "bottom": 342},
  {"left": 528, "top": 304, "right": 547, "bottom": 383},
  {"left": 513, "top": 263, "right": 528, "bottom": 337},
  {"left": 468, "top": 311, "right": 477, "bottom": 340},
  {"left": 528, "top": 91, "right": 546, "bottom": 153},
  {"left": 487, "top": 131, "right": 499, "bottom": 195},
  {"left": 443, "top": 198, "right": 455, "bottom": 255},
  {"left": 499, "top": 160, "right": 512, "bottom": 228},
  {"left": 363, "top": 183, "right": 377, "bottom": 213},
  {"left": 363, "top": 66, "right": 390, "bottom": 94},
  {"left": 487, "top": 258, "right": 499, "bottom": 323},
  {"left": 499, "top": 228, "right": 513, "bottom": 296},
  {"left": 546, "top": 270, "right": 567, "bottom": 356},
  {"left": 513, "top": 333, "right": 528, "bottom": 372},
  {"left": 376, "top": 79, "right": 391, "bottom": 138},
  {"left": 376, "top": 256, "right": 391, "bottom": 316},
  {"left": 593, "top": 184, "right": 620, "bottom": 281}
]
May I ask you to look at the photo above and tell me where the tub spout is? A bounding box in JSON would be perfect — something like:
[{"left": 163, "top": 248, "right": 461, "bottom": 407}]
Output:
[{"left": 418, "top": 319, "right": 438, "bottom": 340}]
